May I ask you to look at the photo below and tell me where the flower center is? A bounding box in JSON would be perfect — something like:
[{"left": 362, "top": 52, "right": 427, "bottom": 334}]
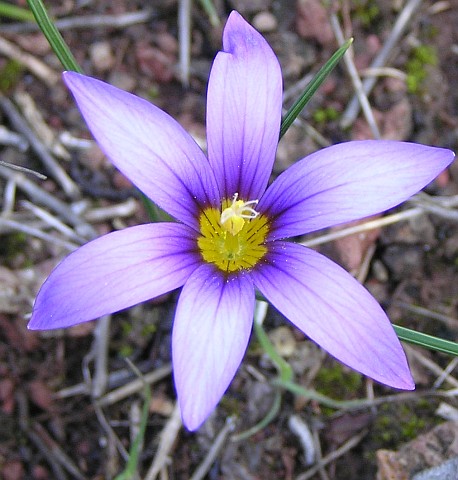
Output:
[{"left": 197, "top": 194, "right": 269, "bottom": 273}]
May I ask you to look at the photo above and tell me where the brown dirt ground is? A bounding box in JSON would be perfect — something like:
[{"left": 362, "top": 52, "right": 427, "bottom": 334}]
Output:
[{"left": 1, "top": 1, "right": 458, "bottom": 479}]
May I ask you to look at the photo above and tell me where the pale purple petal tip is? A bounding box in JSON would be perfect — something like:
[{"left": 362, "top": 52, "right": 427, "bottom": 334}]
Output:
[
  {"left": 29, "top": 224, "right": 201, "bottom": 330},
  {"left": 261, "top": 140, "right": 455, "bottom": 240},
  {"left": 172, "top": 265, "right": 254, "bottom": 430},
  {"left": 252, "top": 242, "right": 414, "bottom": 390},
  {"left": 206, "top": 11, "right": 282, "bottom": 201}
]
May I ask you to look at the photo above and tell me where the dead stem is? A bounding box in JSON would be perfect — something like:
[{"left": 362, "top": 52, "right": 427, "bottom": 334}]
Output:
[
  {"left": 301, "top": 207, "right": 424, "bottom": 248},
  {"left": 0, "top": 125, "right": 28, "bottom": 151},
  {"left": 0, "top": 216, "right": 79, "bottom": 250},
  {"left": 0, "top": 164, "right": 96, "bottom": 238},
  {"left": 296, "top": 430, "right": 368, "bottom": 480},
  {"left": 83, "top": 198, "right": 138, "bottom": 223},
  {"left": 178, "top": 0, "right": 192, "bottom": 87},
  {"left": 144, "top": 403, "right": 182, "bottom": 480},
  {"left": 394, "top": 301, "right": 458, "bottom": 331},
  {"left": 0, "top": 94, "right": 79, "bottom": 198},
  {"left": 14, "top": 91, "right": 70, "bottom": 161},
  {"left": 21, "top": 199, "right": 86, "bottom": 243},
  {"left": 190, "top": 418, "right": 235, "bottom": 480},
  {"left": 87, "top": 315, "right": 111, "bottom": 398},
  {"left": 0, "top": 36, "right": 59, "bottom": 86},
  {"left": 330, "top": 13, "right": 381, "bottom": 139},
  {"left": 0, "top": 10, "right": 155, "bottom": 34},
  {"left": 341, "top": 0, "right": 423, "bottom": 128},
  {"left": 97, "top": 364, "right": 172, "bottom": 407}
]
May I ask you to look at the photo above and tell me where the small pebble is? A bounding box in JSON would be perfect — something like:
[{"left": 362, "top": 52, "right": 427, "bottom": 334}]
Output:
[
  {"left": 252, "top": 11, "right": 278, "bottom": 33},
  {"left": 89, "top": 41, "right": 115, "bottom": 72}
]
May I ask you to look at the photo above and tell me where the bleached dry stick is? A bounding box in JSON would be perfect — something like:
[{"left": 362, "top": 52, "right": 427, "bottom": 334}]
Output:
[
  {"left": 0, "top": 165, "right": 95, "bottom": 238},
  {"left": 0, "top": 9, "right": 155, "bottom": 34},
  {"left": 340, "top": 0, "right": 423, "bottom": 128},
  {"left": 330, "top": 13, "right": 381, "bottom": 138},
  {"left": 144, "top": 402, "right": 182, "bottom": 480},
  {"left": 0, "top": 36, "right": 59, "bottom": 86},
  {"left": 190, "top": 418, "right": 236, "bottom": 480},
  {"left": 0, "top": 94, "right": 79, "bottom": 198}
]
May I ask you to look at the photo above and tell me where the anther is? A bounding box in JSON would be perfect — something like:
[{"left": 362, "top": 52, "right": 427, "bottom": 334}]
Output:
[{"left": 220, "top": 193, "right": 260, "bottom": 235}]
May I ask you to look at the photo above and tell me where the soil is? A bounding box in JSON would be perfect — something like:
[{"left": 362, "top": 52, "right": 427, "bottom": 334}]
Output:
[{"left": 1, "top": 1, "right": 458, "bottom": 479}]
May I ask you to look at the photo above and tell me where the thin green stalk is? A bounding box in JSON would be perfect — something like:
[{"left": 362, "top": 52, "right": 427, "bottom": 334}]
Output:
[
  {"left": 231, "top": 391, "right": 282, "bottom": 442},
  {"left": 280, "top": 39, "right": 353, "bottom": 139},
  {"left": 394, "top": 325, "right": 458, "bottom": 356},
  {"left": 273, "top": 378, "right": 358, "bottom": 409},
  {"left": 0, "top": 1, "right": 36, "bottom": 21},
  {"left": 198, "top": 0, "right": 220, "bottom": 27},
  {"left": 114, "top": 363, "right": 152, "bottom": 480},
  {"left": 254, "top": 293, "right": 458, "bottom": 357},
  {"left": 26, "top": 0, "right": 82, "bottom": 72},
  {"left": 254, "top": 314, "right": 293, "bottom": 383}
]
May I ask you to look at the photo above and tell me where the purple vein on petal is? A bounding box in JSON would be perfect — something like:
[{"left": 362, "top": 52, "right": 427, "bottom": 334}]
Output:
[
  {"left": 172, "top": 264, "right": 254, "bottom": 430},
  {"left": 259, "top": 141, "right": 455, "bottom": 240},
  {"left": 29, "top": 223, "right": 201, "bottom": 330},
  {"left": 206, "top": 11, "right": 282, "bottom": 201},
  {"left": 252, "top": 241, "right": 414, "bottom": 390},
  {"left": 64, "top": 72, "right": 220, "bottom": 229}
]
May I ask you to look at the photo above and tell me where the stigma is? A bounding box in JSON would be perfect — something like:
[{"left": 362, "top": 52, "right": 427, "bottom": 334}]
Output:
[{"left": 220, "top": 193, "right": 260, "bottom": 235}]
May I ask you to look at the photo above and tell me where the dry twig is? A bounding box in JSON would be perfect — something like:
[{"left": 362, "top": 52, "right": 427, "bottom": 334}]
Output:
[
  {"left": 0, "top": 94, "right": 79, "bottom": 198},
  {"left": 14, "top": 91, "right": 70, "bottom": 160},
  {"left": 97, "top": 364, "right": 172, "bottom": 407},
  {"left": 144, "top": 402, "right": 182, "bottom": 480},
  {"left": 190, "top": 417, "right": 236, "bottom": 480},
  {"left": 0, "top": 36, "right": 59, "bottom": 86},
  {"left": 405, "top": 345, "right": 458, "bottom": 389},
  {"left": 0, "top": 125, "right": 28, "bottom": 150},
  {"left": 21, "top": 199, "right": 85, "bottom": 243},
  {"left": 0, "top": 164, "right": 95, "bottom": 238},
  {"left": 330, "top": 13, "right": 380, "bottom": 138},
  {"left": 0, "top": 216, "right": 78, "bottom": 250},
  {"left": 0, "top": 10, "right": 155, "bottom": 34},
  {"left": 296, "top": 430, "right": 368, "bottom": 480},
  {"left": 178, "top": 0, "right": 192, "bottom": 87},
  {"left": 341, "top": 0, "right": 423, "bottom": 127}
]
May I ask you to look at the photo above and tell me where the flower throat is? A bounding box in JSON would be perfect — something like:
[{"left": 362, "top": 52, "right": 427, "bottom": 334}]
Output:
[{"left": 198, "top": 193, "right": 269, "bottom": 273}]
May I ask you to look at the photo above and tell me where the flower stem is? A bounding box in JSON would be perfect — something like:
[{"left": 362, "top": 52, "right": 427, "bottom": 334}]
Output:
[
  {"left": 26, "top": 0, "right": 82, "bottom": 73},
  {"left": 254, "top": 301, "right": 293, "bottom": 383}
]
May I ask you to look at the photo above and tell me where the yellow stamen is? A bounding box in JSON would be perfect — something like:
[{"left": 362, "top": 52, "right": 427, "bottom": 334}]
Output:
[
  {"left": 197, "top": 194, "right": 269, "bottom": 273},
  {"left": 220, "top": 193, "right": 259, "bottom": 235}
]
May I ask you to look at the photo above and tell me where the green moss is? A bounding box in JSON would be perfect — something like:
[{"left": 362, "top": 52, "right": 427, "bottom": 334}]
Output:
[
  {"left": 147, "top": 85, "right": 160, "bottom": 100},
  {"left": 0, "top": 232, "right": 27, "bottom": 262},
  {"left": 352, "top": 0, "right": 380, "bottom": 27},
  {"left": 141, "top": 323, "right": 157, "bottom": 336},
  {"left": 120, "top": 320, "right": 133, "bottom": 335},
  {"left": 312, "top": 106, "right": 339, "bottom": 125},
  {"left": 219, "top": 395, "right": 242, "bottom": 417},
  {"left": 372, "top": 401, "right": 436, "bottom": 448},
  {"left": 0, "top": 59, "right": 24, "bottom": 93},
  {"left": 315, "top": 364, "right": 362, "bottom": 399},
  {"left": 119, "top": 344, "right": 134, "bottom": 357},
  {"left": 405, "top": 44, "right": 438, "bottom": 94}
]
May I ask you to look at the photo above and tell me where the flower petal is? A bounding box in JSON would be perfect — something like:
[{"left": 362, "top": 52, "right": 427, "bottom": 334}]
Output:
[
  {"left": 63, "top": 72, "right": 219, "bottom": 229},
  {"left": 252, "top": 242, "right": 414, "bottom": 389},
  {"left": 29, "top": 223, "right": 201, "bottom": 330},
  {"left": 206, "top": 11, "right": 282, "bottom": 201},
  {"left": 259, "top": 141, "right": 455, "bottom": 240},
  {"left": 172, "top": 265, "right": 254, "bottom": 430}
]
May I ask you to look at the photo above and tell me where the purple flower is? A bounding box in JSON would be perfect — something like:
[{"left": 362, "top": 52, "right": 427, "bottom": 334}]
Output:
[{"left": 29, "top": 11, "right": 454, "bottom": 430}]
